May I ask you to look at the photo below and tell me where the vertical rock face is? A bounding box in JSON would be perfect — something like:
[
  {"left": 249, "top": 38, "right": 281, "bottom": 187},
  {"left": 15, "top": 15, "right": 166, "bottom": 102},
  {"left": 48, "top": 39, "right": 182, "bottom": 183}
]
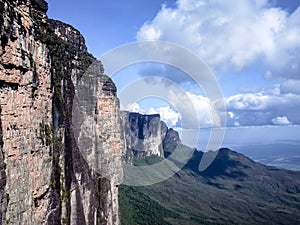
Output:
[
  {"left": 72, "top": 66, "right": 124, "bottom": 225},
  {"left": 0, "top": 0, "right": 123, "bottom": 224},
  {"left": 121, "top": 111, "right": 180, "bottom": 162},
  {"left": 0, "top": 0, "right": 52, "bottom": 223},
  {"left": 162, "top": 128, "right": 181, "bottom": 157}
]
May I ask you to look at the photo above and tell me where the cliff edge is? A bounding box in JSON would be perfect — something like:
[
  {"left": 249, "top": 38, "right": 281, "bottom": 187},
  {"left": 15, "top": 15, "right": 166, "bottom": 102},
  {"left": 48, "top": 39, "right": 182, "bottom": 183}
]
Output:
[{"left": 0, "top": 0, "right": 123, "bottom": 224}]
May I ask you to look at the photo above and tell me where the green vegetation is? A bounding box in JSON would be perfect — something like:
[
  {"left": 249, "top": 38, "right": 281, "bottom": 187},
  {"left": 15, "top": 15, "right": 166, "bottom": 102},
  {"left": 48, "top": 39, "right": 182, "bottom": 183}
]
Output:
[
  {"left": 133, "top": 155, "right": 163, "bottom": 166},
  {"left": 35, "top": 27, "right": 51, "bottom": 44},
  {"left": 37, "top": 122, "right": 52, "bottom": 146},
  {"left": 119, "top": 185, "right": 181, "bottom": 225},
  {"left": 35, "top": 21, "right": 96, "bottom": 124},
  {"left": 119, "top": 150, "right": 300, "bottom": 225},
  {"left": 61, "top": 217, "right": 67, "bottom": 225},
  {"left": 60, "top": 179, "right": 67, "bottom": 202}
]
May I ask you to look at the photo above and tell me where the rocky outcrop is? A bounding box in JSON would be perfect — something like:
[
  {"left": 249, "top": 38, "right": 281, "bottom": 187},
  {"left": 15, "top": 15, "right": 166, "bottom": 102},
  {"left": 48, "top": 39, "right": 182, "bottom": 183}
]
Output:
[
  {"left": 121, "top": 112, "right": 165, "bottom": 160},
  {"left": 0, "top": 0, "right": 52, "bottom": 223},
  {"left": 163, "top": 128, "right": 181, "bottom": 157},
  {"left": 0, "top": 0, "right": 123, "bottom": 224},
  {"left": 121, "top": 111, "right": 181, "bottom": 162},
  {"left": 72, "top": 63, "right": 124, "bottom": 225}
]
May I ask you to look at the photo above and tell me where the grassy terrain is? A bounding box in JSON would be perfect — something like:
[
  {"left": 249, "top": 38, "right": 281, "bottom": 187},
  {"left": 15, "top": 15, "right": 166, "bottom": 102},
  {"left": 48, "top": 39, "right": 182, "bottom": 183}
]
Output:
[
  {"left": 119, "top": 149, "right": 300, "bottom": 225},
  {"left": 119, "top": 185, "right": 181, "bottom": 225}
]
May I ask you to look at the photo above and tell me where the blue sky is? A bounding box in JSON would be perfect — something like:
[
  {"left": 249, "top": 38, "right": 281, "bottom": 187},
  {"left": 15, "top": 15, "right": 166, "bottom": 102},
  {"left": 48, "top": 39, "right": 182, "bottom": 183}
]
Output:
[
  {"left": 47, "top": 0, "right": 300, "bottom": 150},
  {"left": 48, "top": 0, "right": 177, "bottom": 55}
]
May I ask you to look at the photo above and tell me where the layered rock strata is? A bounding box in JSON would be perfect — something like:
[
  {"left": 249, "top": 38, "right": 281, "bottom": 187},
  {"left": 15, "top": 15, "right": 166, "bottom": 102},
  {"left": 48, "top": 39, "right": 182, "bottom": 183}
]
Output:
[
  {"left": 0, "top": 0, "right": 123, "bottom": 224},
  {"left": 121, "top": 111, "right": 181, "bottom": 162}
]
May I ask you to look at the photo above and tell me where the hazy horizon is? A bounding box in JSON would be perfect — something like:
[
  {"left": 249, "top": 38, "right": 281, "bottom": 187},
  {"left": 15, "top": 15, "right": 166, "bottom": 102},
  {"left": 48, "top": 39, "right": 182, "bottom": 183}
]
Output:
[{"left": 47, "top": 0, "right": 300, "bottom": 171}]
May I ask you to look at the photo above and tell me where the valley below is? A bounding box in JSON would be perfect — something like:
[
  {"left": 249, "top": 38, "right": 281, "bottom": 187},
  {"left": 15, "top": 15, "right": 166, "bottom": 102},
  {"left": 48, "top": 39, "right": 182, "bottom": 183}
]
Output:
[
  {"left": 119, "top": 148, "right": 300, "bottom": 225},
  {"left": 119, "top": 113, "right": 300, "bottom": 225}
]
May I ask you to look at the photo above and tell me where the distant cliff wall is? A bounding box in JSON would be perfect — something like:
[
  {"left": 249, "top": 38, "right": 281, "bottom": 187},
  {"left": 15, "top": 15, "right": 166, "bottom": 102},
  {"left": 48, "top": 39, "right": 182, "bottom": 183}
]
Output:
[
  {"left": 0, "top": 0, "right": 123, "bottom": 224},
  {"left": 121, "top": 111, "right": 181, "bottom": 162}
]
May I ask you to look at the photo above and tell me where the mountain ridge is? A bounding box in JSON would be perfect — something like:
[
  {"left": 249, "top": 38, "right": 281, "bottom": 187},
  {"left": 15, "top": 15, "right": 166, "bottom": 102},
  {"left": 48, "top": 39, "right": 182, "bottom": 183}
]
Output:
[{"left": 119, "top": 112, "right": 300, "bottom": 225}]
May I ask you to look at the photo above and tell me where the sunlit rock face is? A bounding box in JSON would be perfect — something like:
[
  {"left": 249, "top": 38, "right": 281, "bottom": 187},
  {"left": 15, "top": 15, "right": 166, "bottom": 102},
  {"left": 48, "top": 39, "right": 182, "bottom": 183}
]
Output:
[
  {"left": 121, "top": 111, "right": 181, "bottom": 163},
  {"left": 0, "top": 0, "right": 123, "bottom": 224}
]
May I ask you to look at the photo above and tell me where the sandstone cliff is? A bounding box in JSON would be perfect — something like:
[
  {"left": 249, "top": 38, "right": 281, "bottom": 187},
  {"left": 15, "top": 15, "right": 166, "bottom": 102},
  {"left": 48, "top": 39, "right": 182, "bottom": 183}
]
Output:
[
  {"left": 121, "top": 111, "right": 181, "bottom": 162},
  {"left": 0, "top": 0, "right": 123, "bottom": 224}
]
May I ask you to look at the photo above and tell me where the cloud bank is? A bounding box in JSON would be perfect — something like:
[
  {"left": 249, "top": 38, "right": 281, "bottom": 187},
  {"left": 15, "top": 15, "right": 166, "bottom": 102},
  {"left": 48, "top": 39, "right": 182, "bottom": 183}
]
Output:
[
  {"left": 137, "top": 0, "right": 300, "bottom": 79},
  {"left": 132, "top": 0, "right": 300, "bottom": 129},
  {"left": 123, "top": 84, "right": 300, "bottom": 128},
  {"left": 224, "top": 86, "right": 300, "bottom": 126}
]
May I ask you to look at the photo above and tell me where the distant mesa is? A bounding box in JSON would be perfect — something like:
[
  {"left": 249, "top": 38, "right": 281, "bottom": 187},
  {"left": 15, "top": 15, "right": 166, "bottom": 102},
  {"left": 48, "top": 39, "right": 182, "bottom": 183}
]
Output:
[
  {"left": 119, "top": 113, "right": 300, "bottom": 224},
  {"left": 121, "top": 111, "right": 184, "bottom": 162}
]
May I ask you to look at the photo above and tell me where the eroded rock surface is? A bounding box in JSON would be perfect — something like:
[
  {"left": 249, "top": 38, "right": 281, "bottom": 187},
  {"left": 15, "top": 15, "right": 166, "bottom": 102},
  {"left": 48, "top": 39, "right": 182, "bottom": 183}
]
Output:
[
  {"left": 0, "top": 0, "right": 123, "bottom": 224},
  {"left": 121, "top": 111, "right": 181, "bottom": 162}
]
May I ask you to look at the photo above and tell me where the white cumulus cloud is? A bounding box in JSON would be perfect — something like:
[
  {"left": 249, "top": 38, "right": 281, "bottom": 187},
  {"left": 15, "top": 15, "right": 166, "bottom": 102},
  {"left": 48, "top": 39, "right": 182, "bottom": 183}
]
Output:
[
  {"left": 167, "top": 90, "right": 221, "bottom": 128},
  {"left": 137, "top": 0, "right": 300, "bottom": 78},
  {"left": 121, "top": 90, "right": 222, "bottom": 129},
  {"left": 122, "top": 86, "right": 300, "bottom": 128},
  {"left": 121, "top": 103, "right": 180, "bottom": 127},
  {"left": 272, "top": 116, "right": 292, "bottom": 125},
  {"left": 223, "top": 86, "right": 300, "bottom": 126}
]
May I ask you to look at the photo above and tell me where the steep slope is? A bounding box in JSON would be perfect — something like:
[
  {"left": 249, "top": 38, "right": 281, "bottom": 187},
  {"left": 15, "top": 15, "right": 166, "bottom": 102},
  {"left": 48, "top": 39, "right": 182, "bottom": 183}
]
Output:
[
  {"left": 0, "top": 0, "right": 53, "bottom": 223},
  {"left": 121, "top": 111, "right": 170, "bottom": 162},
  {"left": 120, "top": 148, "right": 300, "bottom": 225},
  {"left": 0, "top": 0, "right": 123, "bottom": 224},
  {"left": 119, "top": 114, "right": 300, "bottom": 225}
]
